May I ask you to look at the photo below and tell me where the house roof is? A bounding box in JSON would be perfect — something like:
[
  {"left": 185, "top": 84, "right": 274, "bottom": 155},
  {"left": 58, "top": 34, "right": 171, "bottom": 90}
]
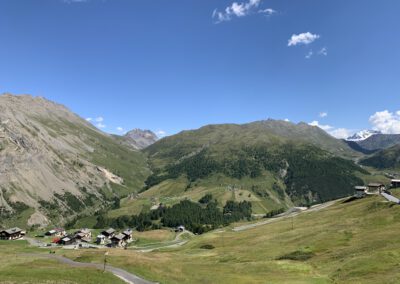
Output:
[
  {"left": 391, "top": 179, "right": 400, "bottom": 183},
  {"left": 368, "top": 183, "right": 385, "bottom": 187},
  {"left": 355, "top": 186, "right": 367, "bottom": 190},
  {"left": 123, "top": 230, "right": 133, "bottom": 236},
  {"left": 61, "top": 237, "right": 71, "bottom": 242},
  {"left": 3, "top": 227, "right": 22, "bottom": 235},
  {"left": 111, "top": 233, "right": 126, "bottom": 241},
  {"left": 103, "top": 228, "right": 115, "bottom": 234}
]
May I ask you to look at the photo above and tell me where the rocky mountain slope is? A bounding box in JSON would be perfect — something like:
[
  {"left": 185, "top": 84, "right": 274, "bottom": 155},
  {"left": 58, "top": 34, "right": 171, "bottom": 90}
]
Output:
[
  {"left": 0, "top": 94, "right": 149, "bottom": 227},
  {"left": 356, "top": 134, "right": 400, "bottom": 151},
  {"left": 115, "top": 129, "right": 158, "bottom": 150}
]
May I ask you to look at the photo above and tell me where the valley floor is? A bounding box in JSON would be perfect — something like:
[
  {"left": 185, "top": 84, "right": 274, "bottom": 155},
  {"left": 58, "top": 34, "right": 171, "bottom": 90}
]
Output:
[{"left": 2, "top": 193, "right": 400, "bottom": 283}]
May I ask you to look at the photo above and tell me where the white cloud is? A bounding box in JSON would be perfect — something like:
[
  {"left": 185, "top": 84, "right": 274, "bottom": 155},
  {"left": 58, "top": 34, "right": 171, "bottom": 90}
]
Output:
[
  {"left": 319, "top": 112, "right": 328, "bottom": 118},
  {"left": 284, "top": 118, "right": 290, "bottom": 122},
  {"left": 156, "top": 130, "right": 167, "bottom": 137},
  {"left": 86, "top": 117, "right": 92, "bottom": 122},
  {"left": 213, "top": 0, "right": 268, "bottom": 23},
  {"left": 288, "top": 32, "right": 320, "bottom": 47},
  {"left": 309, "top": 120, "right": 333, "bottom": 131},
  {"left": 369, "top": 110, "right": 400, "bottom": 134},
  {"left": 309, "top": 121, "right": 353, "bottom": 139},
  {"left": 329, "top": 128, "right": 353, "bottom": 139},
  {"left": 96, "top": 122, "right": 106, "bottom": 129},
  {"left": 63, "top": 0, "right": 88, "bottom": 3},
  {"left": 258, "top": 8, "right": 276, "bottom": 15},
  {"left": 305, "top": 50, "right": 313, "bottom": 59},
  {"left": 95, "top": 117, "right": 104, "bottom": 122},
  {"left": 116, "top": 127, "right": 125, "bottom": 133},
  {"left": 318, "top": 47, "right": 328, "bottom": 56}
]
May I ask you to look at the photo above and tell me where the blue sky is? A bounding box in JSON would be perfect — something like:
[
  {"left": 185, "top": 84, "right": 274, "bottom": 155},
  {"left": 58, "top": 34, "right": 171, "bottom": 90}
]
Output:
[{"left": 1, "top": 0, "right": 400, "bottom": 138}]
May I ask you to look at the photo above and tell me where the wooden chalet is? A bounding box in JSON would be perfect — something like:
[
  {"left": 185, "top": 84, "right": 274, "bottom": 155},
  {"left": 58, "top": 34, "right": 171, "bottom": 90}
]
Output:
[
  {"left": 391, "top": 179, "right": 400, "bottom": 189},
  {"left": 354, "top": 186, "right": 367, "bottom": 198},
  {"left": 111, "top": 233, "right": 127, "bottom": 247},
  {"left": 101, "top": 228, "right": 116, "bottom": 239},
  {"left": 45, "top": 228, "right": 66, "bottom": 238},
  {"left": 96, "top": 234, "right": 106, "bottom": 245},
  {"left": 122, "top": 229, "right": 133, "bottom": 243},
  {"left": 59, "top": 236, "right": 76, "bottom": 246},
  {"left": 0, "top": 227, "right": 25, "bottom": 240},
  {"left": 367, "top": 183, "right": 386, "bottom": 194}
]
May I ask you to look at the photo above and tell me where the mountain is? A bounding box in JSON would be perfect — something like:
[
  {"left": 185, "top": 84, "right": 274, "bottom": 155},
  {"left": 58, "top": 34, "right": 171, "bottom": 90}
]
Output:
[
  {"left": 118, "top": 129, "right": 158, "bottom": 150},
  {"left": 0, "top": 94, "right": 149, "bottom": 228},
  {"left": 356, "top": 134, "right": 400, "bottom": 151},
  {"left": 360, "top": 144, "right": 400, "bottom": 169},
  {"left": 346, "top": 130, "right": 381, "bottom": 141},
  {"left": 138, "top": 120, "right": 368, "bottom": 214}
]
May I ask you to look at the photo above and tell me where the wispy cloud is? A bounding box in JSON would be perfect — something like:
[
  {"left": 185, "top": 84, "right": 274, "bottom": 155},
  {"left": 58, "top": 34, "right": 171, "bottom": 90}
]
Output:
[
  {"left": 309, "top": 120, "right": 352, "bottom": 139},
  {"left": 116, "top": 126, "right": 125, "bottom": 133},
  {"left": 369, "top": 110, "right": 400, "bottom": 134},
  {"left": 212, "top": 0, "right": 275, "bottom": 23},
  {"left": 309, "top": 120, "right": 333, "bottom": 131},
  {"left": 155, "top": 130, "right": 167, "bottom": 138},
  {"left": 288, "top": 32, "right": 320, "bottom": 47},
  {"left": 86, "top": 117, "right": 92, "bottom": 122},
  {"left": 63, "top": 0, "right": 88, "bottom": 3},
  {"left": 258, "top": 8, "right": 276, "bottom": 16},
  {"left": 318, "top": 47, "right": 328, "bottom": 56},
  {"left": 305, "top": 50, "right": 313, "bottom": 59},
  {"left": 319, "top": 112, "right": 328, "bottom": 118}
]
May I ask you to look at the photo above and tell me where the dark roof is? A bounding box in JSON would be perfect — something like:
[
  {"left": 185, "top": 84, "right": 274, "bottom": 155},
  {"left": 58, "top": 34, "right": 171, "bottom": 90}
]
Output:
[
  {"left": 123, "top": 230, "right": 133, "bottom": 236},
  {"left": 111, "top": 233, "right": 126, "bottom": 241},
  {"left": 2, "top": 227, "right": 22, "bottom": 235}
]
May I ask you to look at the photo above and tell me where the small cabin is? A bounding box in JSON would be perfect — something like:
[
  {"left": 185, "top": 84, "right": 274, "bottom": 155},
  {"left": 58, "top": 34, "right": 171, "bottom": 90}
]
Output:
[
  {"left": 175, "top": 225, "right": 185, "bottom": 232},
  {"left": 367, "top": 183, "right": 386, "bottom": 194},
  {"left": 122, "top": 229, "right": 133, "bottom": 243},
  {"left": 354, "top": 186, "right": 367, "bottom": 198},
  {"left": 0, "top": 227, "right": 25, "bottom": 240},
  {"left": 111, "top": 233, "right": 126, "bottom": 247},
  {"left": 96, "top": 234, "right": 106, "bottom": 245},
  {"left": 391, "top": 179, "right": 400, "bottom": 189},
  {"left": 101, "top": 228, "right": 116, "bottom": 239},
  {"left": 74, "top": 228, "right": 92, "bottom": 240},
  {"left": 59, "top": 236, "right": 75, "bottom": 246},
  {"left": 45, "top": 228, "right": 66, "bottom": 238}
]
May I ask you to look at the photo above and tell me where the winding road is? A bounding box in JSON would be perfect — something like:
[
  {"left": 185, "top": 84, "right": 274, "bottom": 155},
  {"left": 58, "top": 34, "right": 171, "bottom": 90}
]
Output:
[
  {"left": 24, "top": 253, "right": 156, "bottom": 284},
  {"left": 233, "top": 200, "right": 337, "bottom": 232}
]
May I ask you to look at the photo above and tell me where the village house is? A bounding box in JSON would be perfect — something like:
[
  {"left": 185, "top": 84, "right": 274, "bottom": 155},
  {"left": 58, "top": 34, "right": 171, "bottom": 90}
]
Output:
[
  {"left": 122, "top": 229, "right": 133, "bottom": 243},
  {"left": 391, "top": 179, "right": 400, "bottom": 189},
  {"left": 59, "top": 236, "right": 76, "bottom": 246},
  {"left": 45, "top": 228, "right": 66, "bottom": 238},
  {"left": 96, "top": 234, "right": 106, "bottom": 245},
  {"left": 354, "top": 186, "right": 367, "bottom": 198},
  {"left": 74, "top": 228, "right": 92, "bottom": 242},
  {"left": 101, "top": 228, "right": 116, "bottom": 239},
  {"left": 110, "top": 233, "right": 127, "bottom": 247},
  {"left": 175, "top": 225, "right": 185, "bottom": 232},
  {"left": 367, "top": 183, "right": 386, "bottom": 194},
  {"left": 0, "top": 227, "right": 25, "bottom": 240}
]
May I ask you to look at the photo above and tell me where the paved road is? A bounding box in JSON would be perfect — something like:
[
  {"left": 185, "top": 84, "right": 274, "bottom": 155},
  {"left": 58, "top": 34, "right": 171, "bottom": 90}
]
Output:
[
  {"left": 232, "top": 200, "right": 337, "bottom": 232},
  {"left": 381, "top": 192, "right": 400, "bottom": 204},
  {"left": 23, "top": 253, "right": 156, "bottom": 284}
]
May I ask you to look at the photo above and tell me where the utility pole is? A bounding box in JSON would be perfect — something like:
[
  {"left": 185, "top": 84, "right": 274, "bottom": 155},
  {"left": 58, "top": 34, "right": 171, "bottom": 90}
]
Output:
[{"left": 103, "top": 251, "right": 108, "bottom": 272}]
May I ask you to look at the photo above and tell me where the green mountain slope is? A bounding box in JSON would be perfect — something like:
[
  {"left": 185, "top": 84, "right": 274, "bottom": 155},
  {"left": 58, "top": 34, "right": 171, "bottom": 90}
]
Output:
[
  {"left": 138, "top": 120, "right": 368, "bottom": 214},
  {"left": 360, "top": 144, "right": 400, "bottom": 169}
]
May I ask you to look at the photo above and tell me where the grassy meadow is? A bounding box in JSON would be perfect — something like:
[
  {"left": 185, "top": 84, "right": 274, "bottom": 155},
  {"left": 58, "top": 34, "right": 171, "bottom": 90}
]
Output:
[{"left": 60, "top": 193, "right": 400, "bottom": 283}]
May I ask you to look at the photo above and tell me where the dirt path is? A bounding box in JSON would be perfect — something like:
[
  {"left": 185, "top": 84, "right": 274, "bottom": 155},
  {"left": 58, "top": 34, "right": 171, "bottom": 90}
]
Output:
[
  {"left": 130, "top": 231, "right": 193, "bottom": 252},
  {"left": 233, "top": 200, "right": 337, "bottom": 232},
  {"left": 23, "top": 253, "right": 156, "bottom": 284}
]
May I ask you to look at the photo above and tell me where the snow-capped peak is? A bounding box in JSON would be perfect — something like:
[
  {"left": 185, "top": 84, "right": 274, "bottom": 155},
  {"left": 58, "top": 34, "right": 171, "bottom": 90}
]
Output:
[{"left": 346, "top": 130, "right": 381, "bottom": 141}]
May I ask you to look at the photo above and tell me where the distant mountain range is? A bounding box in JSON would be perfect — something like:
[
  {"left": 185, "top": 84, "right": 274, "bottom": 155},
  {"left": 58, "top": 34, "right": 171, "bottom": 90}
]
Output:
[
  {"left": 346, "top": 130, "right": 381, "bottom": 141},
  {"left": 1, "top": 93, "right": 399, "bottom": 228},
  {"left": 114, "top": 129, "right": 158, "bottom": 150}
]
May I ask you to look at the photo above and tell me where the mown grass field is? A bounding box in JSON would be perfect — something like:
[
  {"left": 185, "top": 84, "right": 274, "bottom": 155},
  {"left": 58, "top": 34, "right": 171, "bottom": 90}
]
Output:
[
  {"left": 0, "top": 241, "right": 125, "bottom": 284},
  {"left": 59, "top": 193, "right": 400, "bottom": 283}
]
